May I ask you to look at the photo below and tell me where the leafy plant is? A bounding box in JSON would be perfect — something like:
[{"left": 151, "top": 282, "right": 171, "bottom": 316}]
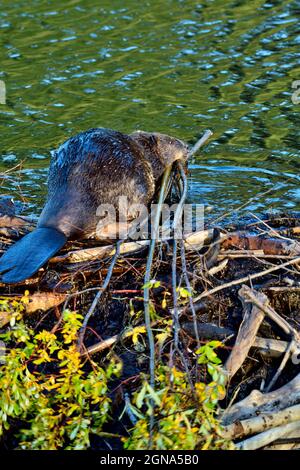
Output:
[
  {"left": 0, "top": 293, "right": 232, "bottom": 451},
  {"left": 0, "top": 307, "right": 121, "bottom": 450},
  {"left": 124, "top": 341, "right": 233, "bottom": 450}
]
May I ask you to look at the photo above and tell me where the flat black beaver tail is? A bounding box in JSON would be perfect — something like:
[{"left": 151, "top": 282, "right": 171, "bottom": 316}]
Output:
[{"left": 0, "top": 228, "right": 67, "bottom": 283}]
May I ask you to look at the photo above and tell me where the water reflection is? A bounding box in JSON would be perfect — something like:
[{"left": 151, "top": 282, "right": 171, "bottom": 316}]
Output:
[{"left": 0, "top": 0, "right": 299, "bottom": 223}]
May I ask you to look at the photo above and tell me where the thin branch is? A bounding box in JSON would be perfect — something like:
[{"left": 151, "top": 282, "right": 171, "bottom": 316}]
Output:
[
  {"left": 241, "top": 285, "right": 299, "bottom": 339},
  {"left": 143, "top": 164, "right": 173, "bottom": 447},
  {"left": 188, "top": 130, "right": 213, "bottom": 157},
  {"left": 172, "top": 238, "right": 195, "bottom": 392},
  {"left": 190, "top": 255, "right": 300, "bottom": 305},
  {"left": 172, "top": 161, "right": 188, "bottom": 237},
  {"left": 172, "top": 238, "right": 180, "bottom": 351},
  {"left": 265, "top": 340, "right": 296, "bottom": 392},
  {"left": 78, "top": 240, "right": 122, "bottom": 349},
  {"left": 180, "top": 239, "right": 200, "bottom": 349}
]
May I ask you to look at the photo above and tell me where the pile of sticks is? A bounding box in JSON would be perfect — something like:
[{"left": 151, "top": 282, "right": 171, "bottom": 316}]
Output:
[{"left": 1, "top": 131, "right": 300, "bottom": 450}]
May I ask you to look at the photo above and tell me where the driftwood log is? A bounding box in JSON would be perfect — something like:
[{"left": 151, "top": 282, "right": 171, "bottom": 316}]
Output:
[
  {"left": 222, "top": 404, "right": 300, "bottom": 440},
  {"left": 222, "top": 372, "right": 300, "bottom": 425},
  {"left": 224, "top": 285, "right": 265, "bottom": 379}
]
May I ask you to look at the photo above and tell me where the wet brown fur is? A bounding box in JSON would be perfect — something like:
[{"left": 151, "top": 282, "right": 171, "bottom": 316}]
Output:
[{"left": 38, "top": 128, "right": 188, "bottom": 239}]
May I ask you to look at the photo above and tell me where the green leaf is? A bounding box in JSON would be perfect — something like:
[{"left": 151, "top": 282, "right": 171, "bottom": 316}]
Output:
[{"left": 136, "top": 383, "right": 147, "bottom": 408}]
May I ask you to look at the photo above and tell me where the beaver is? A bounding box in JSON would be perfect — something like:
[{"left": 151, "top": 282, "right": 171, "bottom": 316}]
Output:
[{"left": 0, "top": 128, "right": 189, "bottom": 283}]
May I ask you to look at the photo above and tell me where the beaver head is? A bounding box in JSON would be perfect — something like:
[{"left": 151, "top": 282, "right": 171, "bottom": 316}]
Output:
[{"left": 130, "top": 130, "right": 189, "bottom": 180}]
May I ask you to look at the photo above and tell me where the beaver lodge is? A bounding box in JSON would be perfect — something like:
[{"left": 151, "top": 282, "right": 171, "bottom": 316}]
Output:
[{"left": 0, "top": 132, "right": 300, "bottom": 450}]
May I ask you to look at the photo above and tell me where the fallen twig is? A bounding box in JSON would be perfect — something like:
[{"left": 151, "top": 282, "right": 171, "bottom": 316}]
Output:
[
  {"left": 264, "top": 340, "right": 296, "bottom": 392},
  {"left": 241, "top": 285, "right": 300, "bottom": 340},
  {"left": 253, "top": 336, "right": 296, "bottom": 358},
  {"left": 222, "top": 233, "right": 300, "bottom": 256},
  {"left": 191, "top": 255, "right": 300, "bottom": 305},
  {"left": 0, "top": 292, "right": 67, "bottom": 327},
  {"left": 188, "top": 130, "right": 213, "bottom": 158}
]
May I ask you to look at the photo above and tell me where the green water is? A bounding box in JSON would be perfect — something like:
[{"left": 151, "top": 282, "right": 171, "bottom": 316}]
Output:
[{"left": 0, "top": 0, "right": 299, "bottom": 224}]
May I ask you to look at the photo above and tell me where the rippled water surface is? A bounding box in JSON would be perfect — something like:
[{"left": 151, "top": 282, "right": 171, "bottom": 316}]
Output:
[{"left": 0, "top": 0, "right": 299, "bottom": 223}]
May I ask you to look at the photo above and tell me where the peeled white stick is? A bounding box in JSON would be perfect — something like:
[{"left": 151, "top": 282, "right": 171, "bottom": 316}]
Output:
[
  {"left": 49, "top": 229, "right": 216, "bottom": 264},
  {"left": 222, "top": 404, "right": 300, "bottom": 440},
  {"left": 235, "top": 420, "right": 300, "bottom": 450},
  {"left": 188, "top": 129, "right": 213, "bottom": 157}
]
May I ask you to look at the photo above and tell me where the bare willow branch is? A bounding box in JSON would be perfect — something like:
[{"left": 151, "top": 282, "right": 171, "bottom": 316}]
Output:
[
  {"left": 188, "top": 130, "right": 213, "bottom": 157},
  {"left": 143, "top": 164, "right": 172, "bottom": 446},
  {"left": 78, "top": 240, "right": 122, "bottom": 349},
  {"left": 241, "top": 285, "right": 300, "bottom": 339},
  {"left": 180, "top": 240, "right": 200, "bottom": 349},
  {"left": 172, "top": 161, "right": 188, "bottom": 236},
  {"left": 264, "top": 340, "right": 296, "bottom": 392}
]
